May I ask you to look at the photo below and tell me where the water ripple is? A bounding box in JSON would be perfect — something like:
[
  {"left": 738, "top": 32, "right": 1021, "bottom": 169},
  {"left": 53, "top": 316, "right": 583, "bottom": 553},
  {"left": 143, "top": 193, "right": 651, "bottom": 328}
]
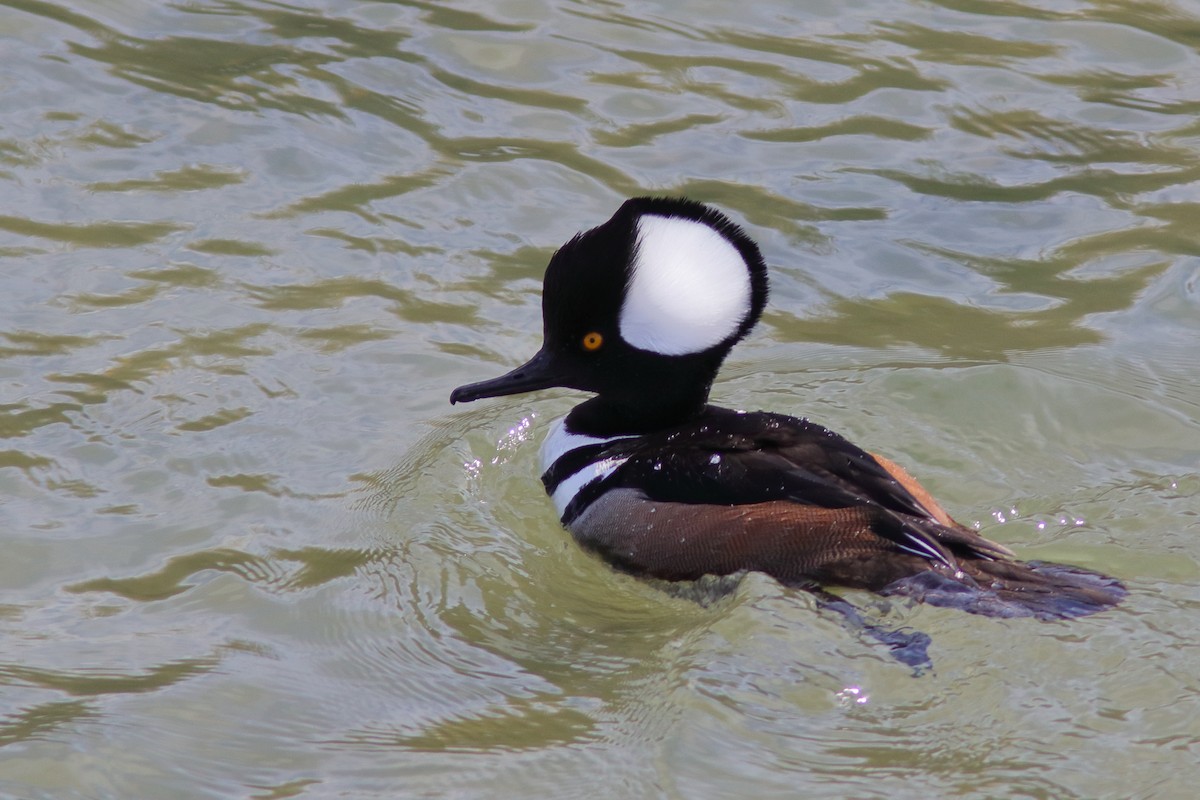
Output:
[{"left": 2, "top": 0, "right": 1200, "bottom": 796}]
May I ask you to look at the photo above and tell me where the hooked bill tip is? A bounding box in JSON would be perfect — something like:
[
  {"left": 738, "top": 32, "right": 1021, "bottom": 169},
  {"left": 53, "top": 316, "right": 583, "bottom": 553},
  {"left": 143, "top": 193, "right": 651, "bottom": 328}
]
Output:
[
  {"left": 448, "top": 348, "right": 560, "bottom": 406},
  {"left": 448, "top": 385, "right": 476, "bottom": 405}
]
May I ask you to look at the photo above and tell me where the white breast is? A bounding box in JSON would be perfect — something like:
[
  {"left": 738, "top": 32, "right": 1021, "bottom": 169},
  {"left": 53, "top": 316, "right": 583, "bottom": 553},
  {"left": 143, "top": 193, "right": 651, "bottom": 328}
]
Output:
[{"left": 540, "top": 418, "right": 639, "bottom": 520}]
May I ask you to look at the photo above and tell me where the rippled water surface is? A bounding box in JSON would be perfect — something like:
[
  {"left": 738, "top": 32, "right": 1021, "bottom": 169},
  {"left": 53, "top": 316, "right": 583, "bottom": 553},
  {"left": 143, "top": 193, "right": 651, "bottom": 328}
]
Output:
[{"left": 2, "top": 0, "right": 1199, "bottom": 797}]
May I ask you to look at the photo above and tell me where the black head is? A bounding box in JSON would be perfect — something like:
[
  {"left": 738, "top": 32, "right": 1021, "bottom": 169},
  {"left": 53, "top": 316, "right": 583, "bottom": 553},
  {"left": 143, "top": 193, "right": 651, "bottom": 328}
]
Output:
[{"left": 450, "top": 197, "right": 769, "bottom": 433}]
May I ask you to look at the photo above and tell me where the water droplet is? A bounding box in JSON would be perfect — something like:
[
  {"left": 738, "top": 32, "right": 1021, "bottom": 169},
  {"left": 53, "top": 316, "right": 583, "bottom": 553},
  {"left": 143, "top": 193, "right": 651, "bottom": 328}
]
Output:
[
  {"left": 709, "top": 454, "right": 721, "bottom": 465},
  {"left": 837, "top": 685, "right": 870, "bottom": 707}
]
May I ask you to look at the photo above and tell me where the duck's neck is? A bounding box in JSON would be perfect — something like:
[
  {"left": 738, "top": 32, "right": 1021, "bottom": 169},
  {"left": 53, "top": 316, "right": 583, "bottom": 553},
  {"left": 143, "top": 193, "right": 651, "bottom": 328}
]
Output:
[{"left": 564, "top": 393, "right": 712, "bottom": 437}]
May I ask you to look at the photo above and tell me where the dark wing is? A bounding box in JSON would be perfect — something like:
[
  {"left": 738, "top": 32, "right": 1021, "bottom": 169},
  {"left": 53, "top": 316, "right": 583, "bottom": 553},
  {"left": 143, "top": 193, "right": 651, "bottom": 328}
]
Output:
[{"left": 593, "top": 408, "right": 1011, "bottom": 569}]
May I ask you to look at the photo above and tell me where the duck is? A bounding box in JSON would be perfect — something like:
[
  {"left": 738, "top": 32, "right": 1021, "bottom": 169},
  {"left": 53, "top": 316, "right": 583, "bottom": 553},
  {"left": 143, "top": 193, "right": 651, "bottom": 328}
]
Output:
[{"left": 450, "top": 197, "right": 1124, "bottom": 631}]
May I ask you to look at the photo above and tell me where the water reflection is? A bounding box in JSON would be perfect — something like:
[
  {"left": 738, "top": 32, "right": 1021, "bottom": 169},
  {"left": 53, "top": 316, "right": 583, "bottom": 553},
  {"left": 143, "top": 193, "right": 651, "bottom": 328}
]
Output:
[{"left": 778, "top": 253, "right": 1170, "bottom": 356}]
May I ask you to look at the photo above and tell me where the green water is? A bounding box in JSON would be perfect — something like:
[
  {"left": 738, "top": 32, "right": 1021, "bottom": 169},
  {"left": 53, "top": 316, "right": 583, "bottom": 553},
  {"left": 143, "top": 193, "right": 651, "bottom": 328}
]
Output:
[{"left": 1, "top": 0, "right": 1198, "bottom": 797}]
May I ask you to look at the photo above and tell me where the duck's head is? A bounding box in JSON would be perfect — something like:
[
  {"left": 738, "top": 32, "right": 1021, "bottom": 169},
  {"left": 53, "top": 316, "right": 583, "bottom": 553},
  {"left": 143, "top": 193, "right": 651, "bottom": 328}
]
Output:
[{"left": 450, "top": 197, "right": 768, "bottom": 431}]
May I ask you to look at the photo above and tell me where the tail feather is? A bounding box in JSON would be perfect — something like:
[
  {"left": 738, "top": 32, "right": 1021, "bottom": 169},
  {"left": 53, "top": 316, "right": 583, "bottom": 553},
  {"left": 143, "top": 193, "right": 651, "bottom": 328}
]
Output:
[{"left": 882, "top": 559, "right": 1126, "bottom": 620}]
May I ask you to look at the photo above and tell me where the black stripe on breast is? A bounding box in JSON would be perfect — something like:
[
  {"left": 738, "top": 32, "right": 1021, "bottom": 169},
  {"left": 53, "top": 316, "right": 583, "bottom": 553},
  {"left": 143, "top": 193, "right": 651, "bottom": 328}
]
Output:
[
  {"left": 562, "top": 475, "right": 623, "bottom": 526},
  {"left": 540, "top": 443, "right": 614, "bottom": 494}
]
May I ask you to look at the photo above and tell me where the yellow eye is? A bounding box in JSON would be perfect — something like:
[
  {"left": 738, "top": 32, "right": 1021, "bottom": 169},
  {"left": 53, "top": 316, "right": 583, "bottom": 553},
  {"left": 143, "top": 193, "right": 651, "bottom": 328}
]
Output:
[{"left": 581, "top": 331, "right": 604, "bottom": 351}]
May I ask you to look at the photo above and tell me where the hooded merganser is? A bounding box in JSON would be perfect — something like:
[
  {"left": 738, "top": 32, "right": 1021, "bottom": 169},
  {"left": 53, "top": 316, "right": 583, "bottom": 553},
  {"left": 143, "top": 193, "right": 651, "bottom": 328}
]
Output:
[{"left": 450, "top": 197, "right": 1124, "bottom": 622}]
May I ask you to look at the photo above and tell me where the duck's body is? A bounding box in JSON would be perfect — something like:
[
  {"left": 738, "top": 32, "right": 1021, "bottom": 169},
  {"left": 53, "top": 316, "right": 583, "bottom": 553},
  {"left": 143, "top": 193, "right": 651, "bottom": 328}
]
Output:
[
  {"left": 451, "top": 197, "right": 1123, "bottom": 623},
  {"left": 540, "top": 404, "right": 1119, "bottom": 619}
]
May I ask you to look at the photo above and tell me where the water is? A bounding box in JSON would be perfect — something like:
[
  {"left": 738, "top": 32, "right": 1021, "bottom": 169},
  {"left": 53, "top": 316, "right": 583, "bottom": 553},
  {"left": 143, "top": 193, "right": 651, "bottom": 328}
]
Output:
[{"left": 1, "top": 0, "right": 1198, "bottom": 797}]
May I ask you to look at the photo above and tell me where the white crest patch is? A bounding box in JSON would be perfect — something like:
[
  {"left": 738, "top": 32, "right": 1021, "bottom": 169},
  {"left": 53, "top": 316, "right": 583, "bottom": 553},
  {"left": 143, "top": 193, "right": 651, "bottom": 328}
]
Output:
[{"left": 618, "top": 214, "right": 751, "bottom": 356}]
